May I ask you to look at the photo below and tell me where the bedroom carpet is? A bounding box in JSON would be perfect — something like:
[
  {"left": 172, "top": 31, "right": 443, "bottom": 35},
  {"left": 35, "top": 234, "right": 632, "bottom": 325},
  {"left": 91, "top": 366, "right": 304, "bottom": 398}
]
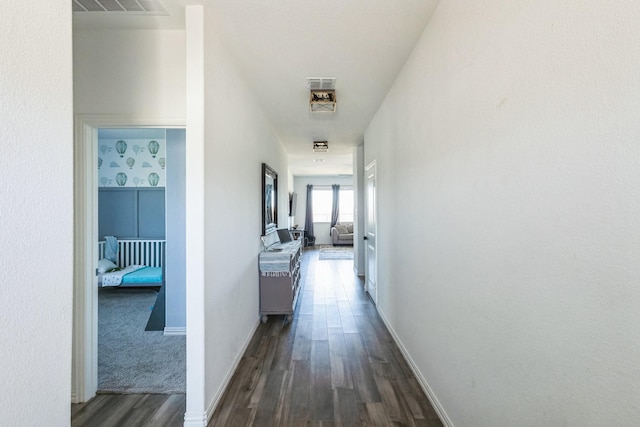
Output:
[
  {"left": 98, "top": 288, "right": 185, "bottom": 394},
  {"left": 318, "top": 244, "right": 354, "bottom": 260},
  {"left": 145, "top": 284, "right": 165, "bottom": 331}
]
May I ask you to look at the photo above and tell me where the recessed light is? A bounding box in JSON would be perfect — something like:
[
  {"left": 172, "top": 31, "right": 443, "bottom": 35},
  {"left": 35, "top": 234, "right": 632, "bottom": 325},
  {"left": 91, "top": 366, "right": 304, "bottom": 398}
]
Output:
[{"left": 313, "top": 159, "right": 325, "bottom": 163}]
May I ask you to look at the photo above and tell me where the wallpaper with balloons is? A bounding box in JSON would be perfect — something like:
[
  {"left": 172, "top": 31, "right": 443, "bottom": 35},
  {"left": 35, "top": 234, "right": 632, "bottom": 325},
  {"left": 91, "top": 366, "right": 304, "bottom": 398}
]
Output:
[{"left": 98, "top": 138, "right": 166, "bottom": 187}]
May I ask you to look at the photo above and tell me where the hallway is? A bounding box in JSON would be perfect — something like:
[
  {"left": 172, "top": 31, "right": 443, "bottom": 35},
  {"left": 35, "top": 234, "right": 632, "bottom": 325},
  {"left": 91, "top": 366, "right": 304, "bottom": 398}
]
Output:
[
  {"left": 209, "top": 248, "right": 442, "bottom": 426},
  {"left": 71, "top": 248, "right": 443, "bottom": 426}
]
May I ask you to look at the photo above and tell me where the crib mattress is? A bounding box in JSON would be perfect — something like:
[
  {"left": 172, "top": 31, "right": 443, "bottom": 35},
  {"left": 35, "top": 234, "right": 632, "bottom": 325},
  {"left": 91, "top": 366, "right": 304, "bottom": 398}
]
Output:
[
  {"left": 122, "top": 266, "right": 163, "bottom": 284},
  {"left": 99, "top": 266, "right": 163, "bottom": 287}
]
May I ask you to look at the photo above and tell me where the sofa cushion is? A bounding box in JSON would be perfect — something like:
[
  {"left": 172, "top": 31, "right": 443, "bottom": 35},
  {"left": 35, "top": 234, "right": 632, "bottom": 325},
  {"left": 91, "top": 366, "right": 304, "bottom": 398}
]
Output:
[
  {"left": 335, "top": 224, "right": 348, "bottom": 234},
  {"left": 338, "top": 233, "right": 354, "bottom": 241},
  {"left": 346, "top": 223, "right": 354, "bottom": 233}
]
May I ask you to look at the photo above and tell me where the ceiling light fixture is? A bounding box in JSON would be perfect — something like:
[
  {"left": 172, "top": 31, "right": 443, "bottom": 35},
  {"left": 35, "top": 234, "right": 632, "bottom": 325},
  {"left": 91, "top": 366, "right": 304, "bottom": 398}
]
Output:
[
  {"left": 313, "top": 141, "right": 329, "bottom": 152},
  {"left": 310, "top": 90, "right": 336, "bottom": 112}
]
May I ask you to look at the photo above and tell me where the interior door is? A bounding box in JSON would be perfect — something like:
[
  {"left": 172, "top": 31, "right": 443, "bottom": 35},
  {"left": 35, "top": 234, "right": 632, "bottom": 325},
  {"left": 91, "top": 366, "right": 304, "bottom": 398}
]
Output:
[{"left": 365, "top": 161, "right": 377, "bottom": 304}]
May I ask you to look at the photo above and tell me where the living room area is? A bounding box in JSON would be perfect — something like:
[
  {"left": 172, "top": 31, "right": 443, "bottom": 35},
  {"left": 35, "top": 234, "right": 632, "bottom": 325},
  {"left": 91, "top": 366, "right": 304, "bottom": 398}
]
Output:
[{"left": 291, "top": 175, "right": 356, "bottom": 247}]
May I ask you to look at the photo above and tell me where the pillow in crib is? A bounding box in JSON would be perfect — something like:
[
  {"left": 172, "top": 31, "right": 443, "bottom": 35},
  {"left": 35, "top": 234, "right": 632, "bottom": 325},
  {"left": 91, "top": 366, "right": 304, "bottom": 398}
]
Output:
[{"left": 97, "top": 259, "right": 117, "bottom": 274}]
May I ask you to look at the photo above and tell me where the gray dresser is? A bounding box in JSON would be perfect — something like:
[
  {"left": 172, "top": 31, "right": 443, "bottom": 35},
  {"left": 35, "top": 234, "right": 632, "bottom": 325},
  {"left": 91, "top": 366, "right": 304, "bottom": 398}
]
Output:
[{"left": 258, "top": 240, "right": 302, "bottom": 323}]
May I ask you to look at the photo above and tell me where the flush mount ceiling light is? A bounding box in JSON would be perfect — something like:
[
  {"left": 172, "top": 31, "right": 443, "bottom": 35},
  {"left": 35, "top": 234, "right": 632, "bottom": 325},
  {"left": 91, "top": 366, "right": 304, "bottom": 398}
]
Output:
[
  {"left": 310, "top": 90, "right": 337, "bottom": 112},
  {"left": 307, "top": 77, "right": 337, "bottom": 112},
  {"left": 313, "top": 141, "right": 329, "bottom": 152}
]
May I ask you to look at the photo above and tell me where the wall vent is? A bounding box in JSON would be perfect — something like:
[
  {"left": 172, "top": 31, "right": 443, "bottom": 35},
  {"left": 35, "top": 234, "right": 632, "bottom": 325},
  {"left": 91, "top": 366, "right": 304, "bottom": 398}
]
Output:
[{"left": 73, "top": 0, "right": 167, "bottom": 14}]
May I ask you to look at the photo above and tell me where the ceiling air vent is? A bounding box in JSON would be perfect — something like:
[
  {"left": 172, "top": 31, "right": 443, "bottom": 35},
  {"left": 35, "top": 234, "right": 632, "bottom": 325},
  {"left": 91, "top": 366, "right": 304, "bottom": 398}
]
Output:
[
  {"left": 306, "top": 77, "right": 336, "bottom": 90},
  {"left": 73, "top": 0, "right": 167, "bottom": 14}
]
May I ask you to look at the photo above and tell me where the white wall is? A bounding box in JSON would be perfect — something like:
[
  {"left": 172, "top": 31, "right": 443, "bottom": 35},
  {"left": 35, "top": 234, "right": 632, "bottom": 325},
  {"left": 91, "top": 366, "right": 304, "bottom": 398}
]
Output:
[
  {"left": 166, "top": 129, "right": 187, "bottom": 331},
  {"left": 353, "top": 146, "right": 365, "bottom": 275},
  {"left": 365, "top": 1, "right": 640, "bottom": 426},
  {"left": 74, "top": 29, "right": 186, "bottom": 118},
  {"left": 0, "top": 1, "right": 73, "bottom": 425},
  {"left": 200, "top": 7, "right": 290, "bottom": 419},
  {"left": 293, "top": 175, "right": 354, "bottom": 245}
]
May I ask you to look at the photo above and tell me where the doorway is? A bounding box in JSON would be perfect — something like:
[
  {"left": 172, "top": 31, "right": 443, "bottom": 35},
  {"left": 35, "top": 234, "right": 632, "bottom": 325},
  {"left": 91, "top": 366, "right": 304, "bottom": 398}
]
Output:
[
  {"left": 72, "top": 116, "right": 186, "bottom": 403},
  {"left": 95, "top": 127, "right": 185, "bottom": 393}
]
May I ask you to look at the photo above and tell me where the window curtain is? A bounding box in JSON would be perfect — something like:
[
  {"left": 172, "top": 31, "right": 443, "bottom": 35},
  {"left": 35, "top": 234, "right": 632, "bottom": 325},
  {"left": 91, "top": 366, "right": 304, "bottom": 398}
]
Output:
[
  {"left": 330, "top": 184, "right": 340, "bottom": 228},
  {"left": 304, "top": 184, "right": 315, "bottom": 246}
]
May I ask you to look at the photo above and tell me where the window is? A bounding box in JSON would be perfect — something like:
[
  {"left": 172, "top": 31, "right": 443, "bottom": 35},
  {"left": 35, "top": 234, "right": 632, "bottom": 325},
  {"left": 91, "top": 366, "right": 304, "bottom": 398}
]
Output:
[
  {"left": 338, "top": 189, "right": 353, "bottom": 223},
  {"left": 312, "top": 186, "right": 353, "bottom": 223}
]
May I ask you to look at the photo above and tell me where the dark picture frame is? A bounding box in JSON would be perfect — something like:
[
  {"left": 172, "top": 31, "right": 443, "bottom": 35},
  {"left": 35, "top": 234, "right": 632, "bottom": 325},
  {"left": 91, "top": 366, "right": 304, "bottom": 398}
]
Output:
[{"left": 262, "top": 163, "right": 278, "bottom": 236}]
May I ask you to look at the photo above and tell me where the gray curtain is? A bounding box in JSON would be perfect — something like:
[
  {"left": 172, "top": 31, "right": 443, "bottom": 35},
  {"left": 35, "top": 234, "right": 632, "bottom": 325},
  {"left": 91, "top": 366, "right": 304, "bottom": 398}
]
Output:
[
  {"left": 304, "top": 184, "right": 315, "bottom": 246},
  {"left": 330, "top": 184, "right": 340, "bottom": 228}
]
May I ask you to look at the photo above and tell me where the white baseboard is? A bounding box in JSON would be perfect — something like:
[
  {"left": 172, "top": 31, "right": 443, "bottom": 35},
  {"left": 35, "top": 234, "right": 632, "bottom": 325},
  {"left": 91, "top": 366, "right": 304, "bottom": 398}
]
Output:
[
  {"left": 376, "top": 308, "right": 455, "bottom": 427},
  {"left": 164, "top": 326, "right": 186, "bottom": 336},
  {"left": 204, "top": 318, "right": 261, "bottom": 424},
  {"left": 183, "top": 412, "right": 207, "bottom": 427}
]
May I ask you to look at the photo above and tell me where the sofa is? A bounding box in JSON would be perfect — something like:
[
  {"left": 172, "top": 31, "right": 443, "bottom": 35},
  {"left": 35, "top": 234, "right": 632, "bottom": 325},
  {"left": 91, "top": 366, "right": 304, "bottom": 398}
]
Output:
[{"left": 331, "top": 222, "right": 354, "bottom": 246}]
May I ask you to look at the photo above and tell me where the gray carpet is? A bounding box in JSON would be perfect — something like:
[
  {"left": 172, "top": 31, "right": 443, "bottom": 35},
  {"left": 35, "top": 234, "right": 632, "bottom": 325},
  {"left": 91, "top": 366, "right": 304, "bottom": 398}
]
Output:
[
  {"left": 318, "top": 245, "right": 354, "bottom": 260},
  {"left": 98, "top": 288, "right": 185, "bottom": 394}
]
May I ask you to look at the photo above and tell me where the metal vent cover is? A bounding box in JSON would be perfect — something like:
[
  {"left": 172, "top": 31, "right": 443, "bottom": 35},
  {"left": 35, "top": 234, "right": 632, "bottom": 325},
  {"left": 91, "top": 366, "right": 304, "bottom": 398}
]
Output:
[
  {"left": 73, "top": 0, "right": 167, "bottom": 13},
  {"left": 306, "top": 77, "right": 336, "bottom": 90}
]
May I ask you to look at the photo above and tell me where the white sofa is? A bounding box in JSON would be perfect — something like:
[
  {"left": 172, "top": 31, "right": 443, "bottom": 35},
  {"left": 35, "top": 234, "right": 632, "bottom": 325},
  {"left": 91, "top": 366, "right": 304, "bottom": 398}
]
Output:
[{"left": 330, "top": 223, "right": 354, "bottom": 246}]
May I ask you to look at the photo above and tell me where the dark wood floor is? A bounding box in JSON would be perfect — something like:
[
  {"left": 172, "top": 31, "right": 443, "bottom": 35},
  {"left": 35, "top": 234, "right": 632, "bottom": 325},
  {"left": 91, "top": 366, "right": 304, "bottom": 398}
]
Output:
[
  {"left": 71, "top": 393, "right": 185, "bottom": 427},
  {"left": 72, "top": 247, "right": 442, "bottom": 427},
  {"left": 208, "top": 248, "right": 442, "bottom": 426}
]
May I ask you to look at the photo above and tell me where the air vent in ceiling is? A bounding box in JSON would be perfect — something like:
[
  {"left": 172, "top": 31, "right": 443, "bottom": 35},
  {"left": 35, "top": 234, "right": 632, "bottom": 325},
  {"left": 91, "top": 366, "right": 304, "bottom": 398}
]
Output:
[
  {"left": 306, "top": 77, "right": 336, "bottom": 90},
  {"left": 72, "top": 0, "right": 167, "bottom": 14}
]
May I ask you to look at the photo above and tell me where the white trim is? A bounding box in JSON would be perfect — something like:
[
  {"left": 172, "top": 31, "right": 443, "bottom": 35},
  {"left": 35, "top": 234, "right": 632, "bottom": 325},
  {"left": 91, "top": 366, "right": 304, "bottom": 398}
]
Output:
[
  {"left": 72, "top": 114, "right": 186, "bottom": 404},
  {"left": 164, "top": 326, "right": 187, "bottom": 336},
  {"left": 205, "top": 319, "right": 261, "bottom": 424},
  {"left": 183, "top": 413, "right": 207, "bottom": 427},
  {"left": 376, "top": 308, "right": 454, "bottom": 427},
  {"left": 185, "top": 5, "right": 207, "bottom": 424}
]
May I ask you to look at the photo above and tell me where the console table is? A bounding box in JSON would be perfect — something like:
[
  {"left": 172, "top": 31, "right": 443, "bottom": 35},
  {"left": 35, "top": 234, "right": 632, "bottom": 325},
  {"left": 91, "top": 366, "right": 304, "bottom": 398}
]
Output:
[{"left": 258, "top": 240, "right": 302, "bottom": 323}]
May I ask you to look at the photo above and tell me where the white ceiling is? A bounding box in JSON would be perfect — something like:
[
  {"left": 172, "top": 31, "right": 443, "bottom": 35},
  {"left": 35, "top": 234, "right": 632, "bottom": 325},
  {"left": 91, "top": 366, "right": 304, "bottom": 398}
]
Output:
[{"left": 73, "top": 0, "right": 440, "bottom": 175}]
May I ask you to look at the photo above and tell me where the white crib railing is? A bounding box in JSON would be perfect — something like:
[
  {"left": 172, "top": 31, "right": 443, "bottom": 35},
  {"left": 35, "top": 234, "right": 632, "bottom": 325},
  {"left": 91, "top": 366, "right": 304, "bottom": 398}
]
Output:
[{"left": 98, "top": 239, "right": 165, "bottom": 268}]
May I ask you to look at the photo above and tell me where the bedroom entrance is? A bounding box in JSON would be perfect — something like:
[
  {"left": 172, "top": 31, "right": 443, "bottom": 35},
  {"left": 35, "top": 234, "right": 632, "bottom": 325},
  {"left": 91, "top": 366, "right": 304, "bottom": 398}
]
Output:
[
  {"left": 72, "top": 117, "right": 188, "bottom": 405},
  {"left": 96, "top": 128, "right": 186, "bottom": 394}
]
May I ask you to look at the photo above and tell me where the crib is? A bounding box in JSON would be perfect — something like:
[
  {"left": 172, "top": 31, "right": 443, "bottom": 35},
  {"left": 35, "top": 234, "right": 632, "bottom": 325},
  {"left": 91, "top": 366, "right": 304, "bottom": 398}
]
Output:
[{"left": 98, "top": 239, "right": 165, "bottom": 287}]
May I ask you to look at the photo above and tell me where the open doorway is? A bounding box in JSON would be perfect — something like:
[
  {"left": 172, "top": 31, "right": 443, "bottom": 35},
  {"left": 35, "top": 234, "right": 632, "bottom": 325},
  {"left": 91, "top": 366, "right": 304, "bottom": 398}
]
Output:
[
  {"left": 72, "top": 117, "right": 187, "bottom": 403},
  {"left": 96, "top": 128, "right": 186, "bottom": 393}
]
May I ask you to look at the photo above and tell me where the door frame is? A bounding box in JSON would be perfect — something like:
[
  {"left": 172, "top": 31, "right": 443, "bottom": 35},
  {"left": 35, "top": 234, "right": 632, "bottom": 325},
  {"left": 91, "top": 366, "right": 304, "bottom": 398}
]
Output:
[
  {"left": 364, "top": 160, "right": 378, "bottom": 304},
  {"left": 72, "top": 114, "right": 186, "bottom": 403}
]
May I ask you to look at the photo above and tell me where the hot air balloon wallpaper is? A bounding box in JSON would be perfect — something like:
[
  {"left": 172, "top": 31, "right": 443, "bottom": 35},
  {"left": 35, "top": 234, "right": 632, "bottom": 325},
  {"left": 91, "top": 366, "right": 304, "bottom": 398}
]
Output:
[
  {"left": 99, "top": 137, "right": 166, "bottom": 187},
  {"left": 148, "top": 172, "right": 160, "bottom": 187},
  {"left": 115, "top": 140, "right": 127, "bottom": 157},
  {"left": 148, "top": 140, "right": 160, "bottom": 158},
  {"left": 115, "top": 172, "right": 128, "bottom": 186}
]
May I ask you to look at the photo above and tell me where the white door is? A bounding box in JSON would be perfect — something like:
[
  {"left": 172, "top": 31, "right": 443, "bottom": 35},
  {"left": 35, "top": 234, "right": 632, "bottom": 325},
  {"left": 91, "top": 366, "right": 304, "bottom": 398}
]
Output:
[{"left": 365, "top": 161, "right": 377, "bottom": 304}]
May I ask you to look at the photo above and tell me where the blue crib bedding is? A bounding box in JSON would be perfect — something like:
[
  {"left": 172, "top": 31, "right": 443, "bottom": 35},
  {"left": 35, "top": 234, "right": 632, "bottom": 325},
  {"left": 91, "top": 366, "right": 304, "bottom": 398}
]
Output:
[{"left": 122, "top": 266, "right": 163, "bottom": 284}]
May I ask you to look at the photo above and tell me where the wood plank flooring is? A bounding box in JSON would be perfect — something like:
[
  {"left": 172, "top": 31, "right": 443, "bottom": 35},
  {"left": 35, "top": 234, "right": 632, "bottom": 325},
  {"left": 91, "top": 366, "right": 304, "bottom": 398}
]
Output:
[
  {"left": 71, "top": 393, "right": 185, "bottom": 427},
  {"left": 71, "top": 247, "right": 443, "bottom": 427},
  {"left": 208, "top": 248, "right": 443, "bottom": 427}
]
